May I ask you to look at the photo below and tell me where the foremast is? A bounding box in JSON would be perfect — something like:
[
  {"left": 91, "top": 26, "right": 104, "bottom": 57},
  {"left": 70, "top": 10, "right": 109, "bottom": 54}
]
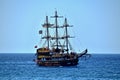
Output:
[{"left": 42, "top": 16, "right": 52, "bottom": 49}]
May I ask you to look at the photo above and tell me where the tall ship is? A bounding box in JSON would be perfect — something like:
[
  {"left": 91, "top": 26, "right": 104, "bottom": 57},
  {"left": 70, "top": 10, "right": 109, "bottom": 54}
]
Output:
[{"left": 34, "top": 11, "right": 90, "bottom": 66}]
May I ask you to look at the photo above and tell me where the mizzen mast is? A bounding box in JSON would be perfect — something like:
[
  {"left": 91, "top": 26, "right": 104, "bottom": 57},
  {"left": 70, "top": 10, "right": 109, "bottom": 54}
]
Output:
[{"left": 63, "top": 18, "right": 73, "bottom": 53}]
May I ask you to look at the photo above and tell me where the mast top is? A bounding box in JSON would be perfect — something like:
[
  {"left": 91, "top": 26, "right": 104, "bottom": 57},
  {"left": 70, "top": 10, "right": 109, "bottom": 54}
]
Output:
[
  {"left": 42, "top": 16, "right": 53, "bottom": 28},
  {"left": 63, "top": 18, "right": 73, "bottom": 28},
  {"left": 51, "top": 11, "right": 63, "bottom": 18}
]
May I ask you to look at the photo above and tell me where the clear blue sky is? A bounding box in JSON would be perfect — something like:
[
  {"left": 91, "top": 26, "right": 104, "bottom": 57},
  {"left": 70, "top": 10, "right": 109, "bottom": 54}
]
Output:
[{"left": 0, "top": 0, "right": 120, "bottom": 53}]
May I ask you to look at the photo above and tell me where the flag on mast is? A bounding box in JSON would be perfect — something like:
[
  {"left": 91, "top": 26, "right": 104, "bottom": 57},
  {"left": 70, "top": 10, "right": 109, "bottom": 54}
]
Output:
[
  {"left": 34, "top": 45, "right": 37, "bottom": 48},
  {"left": 39, "top": 30, "right": 42, "bottom": 34}
]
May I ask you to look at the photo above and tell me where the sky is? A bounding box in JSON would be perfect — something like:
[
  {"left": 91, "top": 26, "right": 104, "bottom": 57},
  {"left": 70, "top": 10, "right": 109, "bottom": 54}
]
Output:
[{"left": 0, "top": 0, "right": 120, "bottom": 53}]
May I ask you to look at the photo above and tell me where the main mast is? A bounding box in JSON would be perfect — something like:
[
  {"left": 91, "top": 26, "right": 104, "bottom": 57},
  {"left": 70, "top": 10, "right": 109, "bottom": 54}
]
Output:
[{"left": 51, "top": 11, "right": 63, "bottom": 49}]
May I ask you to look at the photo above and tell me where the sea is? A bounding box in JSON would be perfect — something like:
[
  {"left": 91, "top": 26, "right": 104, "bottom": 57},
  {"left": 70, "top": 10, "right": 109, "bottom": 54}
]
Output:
[{"left": 0, "top": 54, "right": 120, "bottom": 80}]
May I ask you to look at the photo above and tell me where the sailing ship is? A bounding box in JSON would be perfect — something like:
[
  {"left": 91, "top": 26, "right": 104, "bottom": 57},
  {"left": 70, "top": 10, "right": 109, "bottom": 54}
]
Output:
[{"left": 34, "top": 11, "right": 90, "bottom": 66}]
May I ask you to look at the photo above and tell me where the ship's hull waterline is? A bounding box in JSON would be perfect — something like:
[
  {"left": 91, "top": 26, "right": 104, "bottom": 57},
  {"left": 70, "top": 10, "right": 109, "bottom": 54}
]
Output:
[{"left": 36, "top": 58, "right": 78, "bottom": 66}]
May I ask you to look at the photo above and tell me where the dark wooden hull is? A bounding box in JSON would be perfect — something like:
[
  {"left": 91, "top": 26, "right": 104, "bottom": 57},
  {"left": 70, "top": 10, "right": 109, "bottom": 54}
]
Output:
[
  {"left": 36, "top": 58, "right": 79, "bottom": 67},
  {"left": 34, "top": 49, "right": 88, "bottom": 67}
]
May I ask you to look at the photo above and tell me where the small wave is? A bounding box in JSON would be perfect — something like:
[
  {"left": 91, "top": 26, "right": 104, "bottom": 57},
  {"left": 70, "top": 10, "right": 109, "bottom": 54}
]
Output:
[
  {"left": 0, "top": 77, "right": 118, "bottom": 80},
  {"left": 0, "top": 61, "right": 35, "bottom": 65}
]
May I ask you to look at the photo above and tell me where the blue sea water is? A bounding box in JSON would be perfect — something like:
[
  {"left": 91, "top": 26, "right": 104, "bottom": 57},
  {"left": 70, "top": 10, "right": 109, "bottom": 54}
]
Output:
[{"left": 0, "top": 54, "right": 120, "bottom": 80}]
